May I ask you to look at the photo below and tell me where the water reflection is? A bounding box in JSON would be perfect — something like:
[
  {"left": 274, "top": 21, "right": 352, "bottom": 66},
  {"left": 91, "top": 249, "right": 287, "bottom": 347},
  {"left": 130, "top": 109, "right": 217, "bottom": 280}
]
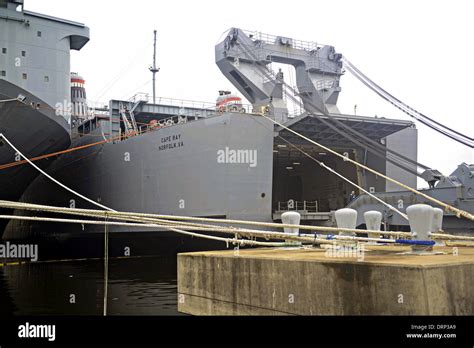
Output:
[{"left": 0, "top": 257, "right": 181, "bottom": 316}]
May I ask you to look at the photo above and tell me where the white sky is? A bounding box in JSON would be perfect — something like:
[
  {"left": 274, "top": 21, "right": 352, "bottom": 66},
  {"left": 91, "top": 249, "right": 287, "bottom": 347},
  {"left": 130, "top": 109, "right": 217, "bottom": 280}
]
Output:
[{"left": 28, "top": 0, "right": 473, "bottom": 186}]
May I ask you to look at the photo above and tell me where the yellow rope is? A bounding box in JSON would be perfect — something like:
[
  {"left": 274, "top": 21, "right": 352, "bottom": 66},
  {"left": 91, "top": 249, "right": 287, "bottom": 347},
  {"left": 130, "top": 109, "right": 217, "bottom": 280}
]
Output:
[
  {"left": 263, "top": 115, "right": 474, "bottom": 222},
  {"left": 0, "top": 200, "right": 411, "bottom": 237},
  {"left": 3, "top": 200, "right": 474, "bottom": 241}
]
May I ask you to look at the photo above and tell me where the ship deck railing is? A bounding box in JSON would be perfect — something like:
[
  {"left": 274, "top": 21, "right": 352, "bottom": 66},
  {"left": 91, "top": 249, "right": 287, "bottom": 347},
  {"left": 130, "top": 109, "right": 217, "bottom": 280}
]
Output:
[
  {"left": 241, "top": 29, "right": 324, "bottom": 52},
  {"left": 273, "top": 200, "right": 335, "bottom": 222},
  {"left": 275, "top": 200, "right": 319, "bottom": 213},
  {"left": 128, "top": 92, "right": 253, "bottom": 114}
]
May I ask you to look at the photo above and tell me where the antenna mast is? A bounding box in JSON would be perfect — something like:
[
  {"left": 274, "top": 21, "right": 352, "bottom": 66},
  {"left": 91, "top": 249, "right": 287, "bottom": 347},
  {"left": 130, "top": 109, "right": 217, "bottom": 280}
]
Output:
[{"left": 149, "top": 30, "right": 160, "bottom": 104}]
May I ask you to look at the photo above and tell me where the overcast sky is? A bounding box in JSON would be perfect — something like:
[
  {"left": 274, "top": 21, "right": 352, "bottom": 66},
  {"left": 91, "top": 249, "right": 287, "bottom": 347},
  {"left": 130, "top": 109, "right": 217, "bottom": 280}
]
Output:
[{"left": 28, "top": 0, "right": 473, "bottom": 186}]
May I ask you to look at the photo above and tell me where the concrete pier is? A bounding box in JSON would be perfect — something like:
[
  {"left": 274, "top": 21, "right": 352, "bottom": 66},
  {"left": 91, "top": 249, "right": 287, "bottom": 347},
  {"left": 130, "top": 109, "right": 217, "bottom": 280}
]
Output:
[{"left": 177, "top": 245, "right": 474, "bottom": 315}]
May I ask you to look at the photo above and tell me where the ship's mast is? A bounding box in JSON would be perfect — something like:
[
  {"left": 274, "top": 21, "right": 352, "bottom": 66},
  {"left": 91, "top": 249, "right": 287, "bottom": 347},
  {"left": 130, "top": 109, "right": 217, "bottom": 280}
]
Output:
[{"left": 149, "top": 30, "right": 160, "bottom": 104}]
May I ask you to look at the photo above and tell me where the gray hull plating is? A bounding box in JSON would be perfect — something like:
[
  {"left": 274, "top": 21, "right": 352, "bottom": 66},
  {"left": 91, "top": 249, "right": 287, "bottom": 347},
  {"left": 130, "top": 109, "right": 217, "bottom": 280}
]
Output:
[{"left": 4, "top": 112, "right": 274, "bottom": 239}]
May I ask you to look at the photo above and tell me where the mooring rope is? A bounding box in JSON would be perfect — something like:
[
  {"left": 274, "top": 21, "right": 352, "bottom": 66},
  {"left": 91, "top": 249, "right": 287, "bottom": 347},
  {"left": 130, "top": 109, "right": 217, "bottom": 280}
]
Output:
[
  {"left": 0, "top": 214, "right": 322, "bottom": 244},
  {"left": 2, "top": 201, "right": 474, "bottom": 242},
  {"left": 259, "top": 116, "right": 474, "bottom": 222},
  {"left": 0, "top": 200, "right": 412, "bottom": 238},
  {"left": 243, "top": 113, "right": 409, "bottom": 221},
  {"left": 0, "top": 134, "right": 291, "bottom": 247},
  {"left": 103, "top": 213, "right": 109, "bottom": 316},
  {"left": 0, "top": 213, "right": 441, "bottom": 247},
  {"left": 319, "top": 162, "right": 408, "bottom": 220},
  {"left": 0, "top": 133, "right": 472, "bottom": 247},
  {"left": 270, "top": 128, "right": 408, "bottom": 220},
  {"left": 0, "top": 133, "right": 114, "bottom": 212},
  {"left": 3, "top": 212, "right": 473, "bottom": 247}
]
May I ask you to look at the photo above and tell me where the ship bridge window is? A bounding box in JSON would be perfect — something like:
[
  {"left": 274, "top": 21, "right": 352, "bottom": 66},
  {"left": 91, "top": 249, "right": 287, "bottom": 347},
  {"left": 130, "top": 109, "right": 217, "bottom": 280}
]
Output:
[
  {"left": 22, "top": 73, "right": 27, "bottom": 80},
  {"left": 21, "top": 50, "right": 26, "bottom": 57},
  {"left": 2, "top": 48, "right": 6, "bottom": 54},
  {"left": 1, "top": 71, "right": 6, "bottom": 77},
  {"left": 37, "top": 31, "right": 42, "bottom": 37}
]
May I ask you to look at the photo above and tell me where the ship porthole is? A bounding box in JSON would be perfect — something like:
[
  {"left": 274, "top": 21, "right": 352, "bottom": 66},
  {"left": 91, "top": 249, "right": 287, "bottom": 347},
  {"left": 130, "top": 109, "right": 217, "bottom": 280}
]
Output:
[{"left": 261, "top": 193, "right": 266, "bottom": 198}]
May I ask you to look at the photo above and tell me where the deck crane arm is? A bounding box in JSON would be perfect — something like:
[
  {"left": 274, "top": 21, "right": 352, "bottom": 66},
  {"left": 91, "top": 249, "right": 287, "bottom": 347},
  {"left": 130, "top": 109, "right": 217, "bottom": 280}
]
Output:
[
  {"left": 216, "top": 28, "right": 343, "bottom": 120},
  {"left": 215, "top": 28, "right": 445, "bottom": 187}
]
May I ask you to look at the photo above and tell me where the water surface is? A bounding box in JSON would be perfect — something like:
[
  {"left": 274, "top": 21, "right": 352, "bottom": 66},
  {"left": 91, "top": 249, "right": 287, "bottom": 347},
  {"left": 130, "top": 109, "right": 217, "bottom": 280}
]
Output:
[{"left": 0, "top": 256, "right": 181, "bottom": 316}]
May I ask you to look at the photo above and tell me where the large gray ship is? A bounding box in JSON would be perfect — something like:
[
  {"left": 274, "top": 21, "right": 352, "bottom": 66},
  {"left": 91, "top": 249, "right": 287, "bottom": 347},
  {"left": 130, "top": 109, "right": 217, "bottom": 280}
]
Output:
[
  {"left": 0, "top": 0, "right": 89, "bottom": 232},
  {"left": 2, "top": 19, "right": 473, "bottom": 254},
  {"left": 2, "top": 26, "right": 434, "bottom": 245}
]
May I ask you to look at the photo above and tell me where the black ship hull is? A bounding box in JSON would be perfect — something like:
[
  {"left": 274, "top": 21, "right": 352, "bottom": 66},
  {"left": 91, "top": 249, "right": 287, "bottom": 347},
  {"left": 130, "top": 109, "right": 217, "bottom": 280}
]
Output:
[{"left": 0, "top": 80, "right": 71, "bottom": 234}]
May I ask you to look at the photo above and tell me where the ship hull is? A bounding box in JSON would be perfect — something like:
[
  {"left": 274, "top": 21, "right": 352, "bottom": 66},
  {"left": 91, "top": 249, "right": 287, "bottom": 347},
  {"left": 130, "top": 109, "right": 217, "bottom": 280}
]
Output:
[
  {"left": 3, "top": 112, "right": 275, "bottom": 247},
  {"left": 0, "top": 80, "right": 71, "bottom": 234}
]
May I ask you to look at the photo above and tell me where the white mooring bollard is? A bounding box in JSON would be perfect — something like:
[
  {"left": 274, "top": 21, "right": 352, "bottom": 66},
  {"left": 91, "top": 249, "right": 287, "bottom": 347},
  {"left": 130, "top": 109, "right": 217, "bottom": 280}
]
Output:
[
  {"left": 364, "top": 211, "right": 383, "bottom": 239},
  {"left": 281, "top": 211, "right": 301, "bottom": 235},
  {"left": 406, "top": 204, "right": 434, "bottom": 252},
  {"left": 431, "top": 208, "right": 444, "bottom": 234},
  {"left": 335, "top": 208, "right": 357, "bottom": 236}
]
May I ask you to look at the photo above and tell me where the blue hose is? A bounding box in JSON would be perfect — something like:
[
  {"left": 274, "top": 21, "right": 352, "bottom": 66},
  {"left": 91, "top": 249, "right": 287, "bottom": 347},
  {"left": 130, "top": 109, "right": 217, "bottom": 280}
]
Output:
[{"left": 395, "top": 239, "right": 435, "bottom": 246}]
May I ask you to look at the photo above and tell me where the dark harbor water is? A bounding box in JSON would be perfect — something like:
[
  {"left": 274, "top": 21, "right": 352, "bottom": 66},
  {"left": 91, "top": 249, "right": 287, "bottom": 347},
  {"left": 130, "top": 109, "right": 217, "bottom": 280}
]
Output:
[
  {"left": 0, "top": 256, "right": 182, "bottom": 316},
  {"left": 0, "top": 230, "right": 226, "bottom": 317}
]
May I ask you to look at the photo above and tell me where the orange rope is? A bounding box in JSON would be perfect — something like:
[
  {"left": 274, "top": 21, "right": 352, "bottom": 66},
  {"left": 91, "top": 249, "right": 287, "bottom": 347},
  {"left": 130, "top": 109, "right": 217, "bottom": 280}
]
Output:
[
  {"left": 0, "top": 136, "right": 117, "bottom": 171},
  {"left": 0, "top": 126, "right": 156, "bottom": 171},
  {"left": 0, "top": 108, "right": 188, "bottom": 171}
]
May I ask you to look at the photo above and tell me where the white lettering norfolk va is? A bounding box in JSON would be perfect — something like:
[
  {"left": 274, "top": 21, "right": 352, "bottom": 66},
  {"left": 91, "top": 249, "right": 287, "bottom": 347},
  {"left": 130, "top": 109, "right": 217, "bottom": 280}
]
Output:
[
  {"left": 18, "top": 322, "right": 56, "bottom": 342},
  {"left": 217, "top": 147, "right": 257, "bottom": 168}
]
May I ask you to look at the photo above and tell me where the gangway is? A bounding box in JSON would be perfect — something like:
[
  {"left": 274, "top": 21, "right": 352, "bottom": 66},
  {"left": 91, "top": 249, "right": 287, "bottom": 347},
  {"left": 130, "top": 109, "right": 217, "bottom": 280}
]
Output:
[{"left": 118, "top": 101, "right": 139, "bottom": 134}]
